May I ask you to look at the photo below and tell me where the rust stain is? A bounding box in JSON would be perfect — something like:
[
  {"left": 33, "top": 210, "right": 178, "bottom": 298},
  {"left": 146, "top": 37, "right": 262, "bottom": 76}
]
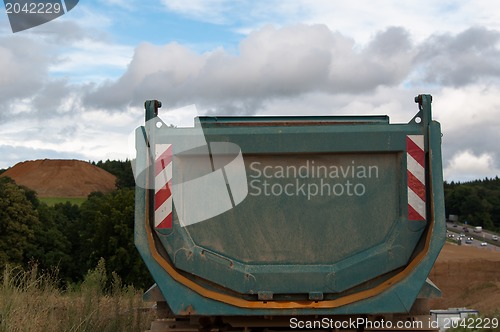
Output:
[
  {"left": 178, "top": 305, "right": 196, "bottom": 315},
  {"left": 207, "top": 121, "right": 383, "bottom": 127}
]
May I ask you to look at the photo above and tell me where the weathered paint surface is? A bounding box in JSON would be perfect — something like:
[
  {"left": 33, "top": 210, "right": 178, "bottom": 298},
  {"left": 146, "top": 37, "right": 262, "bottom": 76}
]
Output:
[{"left": 135, "top": 95, "right": 445, "bottom": 315}]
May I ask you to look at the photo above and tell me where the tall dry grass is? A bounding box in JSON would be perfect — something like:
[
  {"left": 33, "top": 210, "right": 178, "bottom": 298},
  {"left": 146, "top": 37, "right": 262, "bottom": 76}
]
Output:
[{"left": 0, "top": 259, "right": 156, "bottom": 332}]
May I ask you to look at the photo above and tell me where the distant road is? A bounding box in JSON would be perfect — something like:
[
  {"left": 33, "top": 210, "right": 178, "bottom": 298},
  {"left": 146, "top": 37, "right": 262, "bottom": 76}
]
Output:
[{"left": 446, "top": 222, "right": 500, "bottom": 252}]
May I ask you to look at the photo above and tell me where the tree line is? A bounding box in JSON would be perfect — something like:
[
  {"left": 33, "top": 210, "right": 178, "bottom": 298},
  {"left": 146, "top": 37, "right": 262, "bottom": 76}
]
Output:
[
  {"left": 1, "top": 160, "right": 500, "bottom": 289},
  {"left": 444, "top": 177, "right": 500, "bottom": 231},
  {"left": 0, "top": 160, "right": 152, "bottom": 289}
]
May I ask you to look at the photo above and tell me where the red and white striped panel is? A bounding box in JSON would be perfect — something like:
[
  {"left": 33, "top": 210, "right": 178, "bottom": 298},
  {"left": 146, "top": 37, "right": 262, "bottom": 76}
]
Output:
[
  {"left": 407, "top": 135, "right": 426, "bottom": 221},
  {"left": 154, "top": 144, "right": 173, "bottom": 229}
]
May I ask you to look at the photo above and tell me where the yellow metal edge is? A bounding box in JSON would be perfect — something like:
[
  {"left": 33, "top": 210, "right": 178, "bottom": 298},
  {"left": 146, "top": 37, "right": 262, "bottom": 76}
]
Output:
[{"left": 144, "top": 191, "right": 435, "bottom": 309}]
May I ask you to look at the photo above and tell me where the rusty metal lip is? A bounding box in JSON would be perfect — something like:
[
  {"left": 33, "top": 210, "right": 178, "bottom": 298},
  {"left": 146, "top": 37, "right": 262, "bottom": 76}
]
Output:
[
  {"left": 144, "top": 184, "right": 436, "bottom": 310},
  {"left": 197, "top": 115, "right": 390, "bottom": 128},
  {"left": 201, "top": 121, "right": 387, "bottom": 127}
]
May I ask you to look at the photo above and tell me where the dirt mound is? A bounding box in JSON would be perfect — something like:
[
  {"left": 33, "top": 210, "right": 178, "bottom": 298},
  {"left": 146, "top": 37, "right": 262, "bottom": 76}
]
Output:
[
  {"left": 429, "top": 243, "right": 500, "bottom": 315},
  {"left": 1, "top": 159, "right": 116, "bottom": 198}
]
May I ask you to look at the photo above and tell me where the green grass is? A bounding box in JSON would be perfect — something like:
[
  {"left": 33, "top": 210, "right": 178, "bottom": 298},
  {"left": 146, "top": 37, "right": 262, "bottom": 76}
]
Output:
[{"left": 39, "top": 197, "right": 87, "bottom": 206}]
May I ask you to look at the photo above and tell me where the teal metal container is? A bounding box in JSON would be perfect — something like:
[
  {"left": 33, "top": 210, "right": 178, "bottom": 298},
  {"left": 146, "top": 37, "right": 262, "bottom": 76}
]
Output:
[{"left": 134, "top": 95, "right": 445, "bottom": 316}]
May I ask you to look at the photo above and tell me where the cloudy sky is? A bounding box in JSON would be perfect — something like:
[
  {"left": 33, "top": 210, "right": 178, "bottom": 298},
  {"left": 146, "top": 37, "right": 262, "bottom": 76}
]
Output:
[{"left": 1, "top": 0, "right": 500, "bottom": 182}]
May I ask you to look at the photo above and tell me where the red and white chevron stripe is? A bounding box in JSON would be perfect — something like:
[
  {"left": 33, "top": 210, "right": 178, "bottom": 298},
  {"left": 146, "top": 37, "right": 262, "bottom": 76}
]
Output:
[
  {"left": 407, "top": 135, "right": 426, "bottom": 221},
  {"left": 154, "top": 144, "right": 173, "bottom": 229}
]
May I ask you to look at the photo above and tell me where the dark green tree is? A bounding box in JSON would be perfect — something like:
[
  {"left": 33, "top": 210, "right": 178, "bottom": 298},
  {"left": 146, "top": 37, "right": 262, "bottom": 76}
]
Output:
[
  {"left": 0, "top": 177, "right": 39, "bottom": 270},
  {"left": 28, "top": 203, "right": 75, "bottom": 282},
  {"left": 95, "top": 159, "right": 135, "bottom": 189},
  {"left": 444, "top": 178, "right": 500, "bottom": 231},
  {"left": 77, "top": 188, "right": 152, "bottom": 288}
]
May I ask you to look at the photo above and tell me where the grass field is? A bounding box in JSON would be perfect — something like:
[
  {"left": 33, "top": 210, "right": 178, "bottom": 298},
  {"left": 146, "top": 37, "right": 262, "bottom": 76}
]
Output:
[
  {"left": 0, "top": 260, "right": 156, "bottom": 332},
  {"left": 39, "top": 197, "right": 87, "bottom": 206}
]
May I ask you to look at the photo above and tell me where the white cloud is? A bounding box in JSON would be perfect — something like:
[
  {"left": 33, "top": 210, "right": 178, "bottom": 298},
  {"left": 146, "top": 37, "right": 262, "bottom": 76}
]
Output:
[
  {"left": 2, "top": 0, "right": 500, "bottom": 184},
  {"left": 0, "top": 36, "right": 49, "bottom": 102},
  {"left": 81, "top": 24, "right": 500, "bottom": 118},
  {"left": 444, "top": 150, "right": 500, "bottom": 182},
  {"left": 433, "top": 85, "right": 500, "bottom": 133},
  {"left": 256, "top": 87, "right": 416, "bottom": 123},
  {"left": 83, "top": 25, "right": 415, "bottom": 111},
  {"left": 159, "top": 1, "right": 500, "bottom": 46},
  {"left": 64, "top": 4, "right": 114, "bottom": 31},
  {"left": 430, "top": 85, "right": 500, "bottom": 173},
  {"left": 49, "top": 38, "right": 133, "bottom": 83},
  {"left": 0, "top": 100, "right": 144, "bottom": 168}
]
